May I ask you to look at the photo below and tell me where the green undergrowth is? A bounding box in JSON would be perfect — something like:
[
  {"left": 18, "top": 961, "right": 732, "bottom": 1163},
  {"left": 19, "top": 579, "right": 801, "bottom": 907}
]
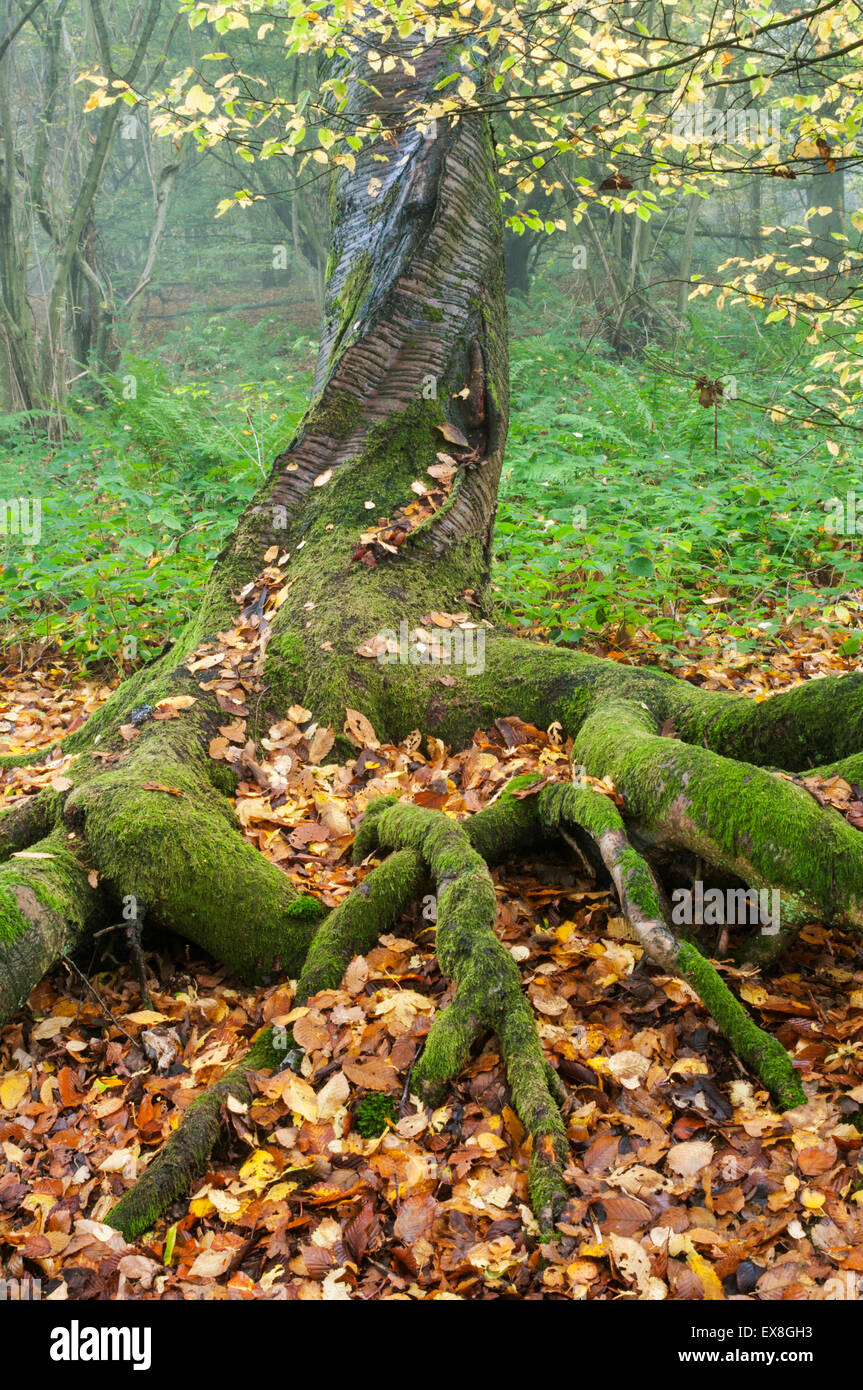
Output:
[
  {"left": 494, "top": 298, "right": 863, "bottom": 669},
  {"left": 0, "top": 316, "right": 315, "bottom": 669},
  {"left": 2, "top": 297, "right": 861, "bottom": 678}
]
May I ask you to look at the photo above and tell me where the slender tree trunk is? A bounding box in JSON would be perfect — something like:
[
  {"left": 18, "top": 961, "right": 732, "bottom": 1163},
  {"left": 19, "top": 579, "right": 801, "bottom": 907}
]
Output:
[
  {"left": 677, "top": 193, "right": 699, "bottom": 319},
  {"left": 808, "top": 164, "right": 846, "bottom": 273}
]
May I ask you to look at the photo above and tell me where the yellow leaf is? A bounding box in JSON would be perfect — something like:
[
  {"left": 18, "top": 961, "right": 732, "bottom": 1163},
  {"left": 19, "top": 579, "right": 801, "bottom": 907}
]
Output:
[
  {"left": 687, "top": 1251, "right": 724, "bottom": 1300},
  {"left": 280, "top": 1073, "right": 319, "bottom": 1123},
  {"left": 801, "top": 1188, "right": 826, "bottom": 1210},
  {"left": 0, "top": 1073, "right": 29, "bottom": 1111},
  {"left": 239, "top": 1148, "right": 281, "bottom": 1189}
]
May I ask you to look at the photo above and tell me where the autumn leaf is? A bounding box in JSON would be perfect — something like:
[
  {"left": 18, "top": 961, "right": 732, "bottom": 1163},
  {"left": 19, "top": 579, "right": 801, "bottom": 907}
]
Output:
[{"left": 436, "top": 421, "right": 469, "bottom": 448}]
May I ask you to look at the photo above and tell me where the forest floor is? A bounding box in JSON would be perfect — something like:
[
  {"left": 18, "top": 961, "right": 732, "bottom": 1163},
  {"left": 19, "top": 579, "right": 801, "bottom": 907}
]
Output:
[{"left": 3, "top": 621, "right": 863, "bottom": 1301}]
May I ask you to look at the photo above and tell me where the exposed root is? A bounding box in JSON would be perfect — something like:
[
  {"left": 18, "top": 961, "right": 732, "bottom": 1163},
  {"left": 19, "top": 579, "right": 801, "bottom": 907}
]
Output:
[
  {"left": 574, "top": 697, "right": 863, "bottom": 931},
  {"left": 296, "top": 845, "right": 427, "bottom": 1003},
  {"left": 0, "top": 789, "right": 59, "bottom": 863},
  {"left": 537, "top": 781, "right": 806, "bottom": 1110},
  {"left": 0, "top": 749, "right": 62, "bottom": 773},
  {"left": 0, "top": 826, "right": 104, "bottom": 1022},
  {"left": 358, "top": 798, "right": 569, "bottom": 1227},
  {"left": 104, "top": 750, "right": 815, "bottom": 1242},
  {"left": 107, "top": 1026, "right": 288, "bottom": 1242},
  {"left": 104, "top": 792, "right": 562, "bottom": 1239},
  {"left": 67, "top": 726, "right": 325, "bottom": 982},
  {"left": 107, "top": 829, "right": 428, "bottom": 1240}
]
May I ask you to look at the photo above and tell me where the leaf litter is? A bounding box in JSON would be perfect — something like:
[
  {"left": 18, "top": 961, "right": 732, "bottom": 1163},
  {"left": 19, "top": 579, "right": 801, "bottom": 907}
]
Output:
[{"left": 4, "top": 629, "right": 863, "bottom": 1299}]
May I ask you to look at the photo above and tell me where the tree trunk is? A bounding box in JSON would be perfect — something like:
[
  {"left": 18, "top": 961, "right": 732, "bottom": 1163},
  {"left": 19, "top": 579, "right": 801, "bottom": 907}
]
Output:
[
  {"left": 504, "top": 226, "right": 540, "bottom": 294},
  {"left": 676, "top": 193, "right": 699, "bottom": 319},
  {"left": 4, "top": 35, "right": 863, "bottom": 1241},
  {"left": 808, "top": 164, "right": 846, "bottom": 273}
]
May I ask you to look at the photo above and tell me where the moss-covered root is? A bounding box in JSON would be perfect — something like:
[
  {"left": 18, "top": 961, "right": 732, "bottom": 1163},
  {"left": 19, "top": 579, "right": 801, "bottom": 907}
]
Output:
[
  {"left": 538, "top": 782, "right": 805, "bottom": 1110},
  {"left": 106, "top": 791, "right": 549, "bottom": 1243},
  {"left": 67, "top": 731, "right": 324, "bottom": 982},
  {"left": 107, "top": 1026, "right": 290, "bottom": 1242},
  {"left": 0, "top": 748, "right": 64, "bottom": 773},
  {"left": 300, "top": 784, "right": 543, "bottom": 1006},
  {"left": 297, "top": 847, "right": 427, "bottom": 1003},
  {"left": 0, "top": 789, "right": 60, "bottom": 863},
  {"left": 358, "top": 798, "right": 569, "bottom": 1226},
  {"left": 575, "top": 698, "right": 863, "bottom": 933},
  {"left": 107, "top": 845, "right": 428, "bottom": 1242},
  {"left": 0, "top": 827, "right": 103, "bottom": 1025}
]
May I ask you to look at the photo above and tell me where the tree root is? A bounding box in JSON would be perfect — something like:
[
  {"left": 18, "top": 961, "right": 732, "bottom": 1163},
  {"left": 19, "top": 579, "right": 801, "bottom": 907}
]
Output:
[
  {"left": 0, "top": 826, "right": 104, "bottom": 1021},
  {"left": 105, "top": 758, "right": 817, "bottom": 1243},
  {"left": 105, "top": 792, "right": 555, "bottom": 1240},
  {"left": 107, "top": 1025, "right": 288, "bottom": 1242},
  {"left": 0, "top": 789, "right": 60, "bottom": 862},
  {"left": 536, "top": 781, "right": 805, "bottom": 1109},
  {"left": 108, "top": 845, "right": 430, "bottom": 1241},
  {"left": 574, "top": 697, "right": 863, "bottom": 931},
  {"left": 356, "top": 798, "right": 569, "bottom": 1227}
]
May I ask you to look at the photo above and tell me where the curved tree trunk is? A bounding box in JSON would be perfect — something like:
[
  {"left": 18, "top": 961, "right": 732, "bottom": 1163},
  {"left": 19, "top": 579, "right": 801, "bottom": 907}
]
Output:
[{"left": 3, "top": 34, "right": 863, "bottom": 1241}]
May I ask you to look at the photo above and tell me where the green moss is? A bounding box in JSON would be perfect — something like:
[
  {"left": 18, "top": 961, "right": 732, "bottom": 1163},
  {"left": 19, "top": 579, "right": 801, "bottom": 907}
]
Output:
[
  {"left": 0, "top": 829, "right": 95, "bottom": 943},
  {"left": 297, "top": 845, "right": 426, "bottom": 1002},
  {"left": 677, "top": 668, "right": 863, "bottom": 769},
  {"left": 0, "top": 826, "right": 102, "bottom": 1023},
  {"left": 677, "top": 940, "right": 804, "bottom": 1108},
  {"left": 0, "top": 789, "right": 61, "bottom": 863},
  {"left": 331, "top": 250, "right": 373, "bottom": 347},
  {"left": 422, "top": 304, "right": 444, "bottom": 321},
  {"left": 574, "top": 697, "right": 863, "bottom": 931},
  {"left": 355, "top": 1093, "right": 398, "bottom": 1137},
  {"left": 309, "top": 388, "right": 364, "bottom": 440},
  {"left": 358, "top": 798, "right": 568, "bottom": 1219},
  {"left": 70, "top": 723, "right": 318, "bottom": 981},
  {"left": 262, "top": 630, "right": 309, "bottom": 724},
  {"left": 207, "top": 761, "right": 238, "bottom": 798},
  {"left": 0, "top": 885, "right": 24, "bottom": 944}
]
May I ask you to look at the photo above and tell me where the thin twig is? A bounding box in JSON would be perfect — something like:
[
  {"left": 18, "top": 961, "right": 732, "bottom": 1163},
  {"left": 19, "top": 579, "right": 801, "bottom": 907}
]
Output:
[{"left": 60, "top": 953, "right": 137, "bottom": 1045}]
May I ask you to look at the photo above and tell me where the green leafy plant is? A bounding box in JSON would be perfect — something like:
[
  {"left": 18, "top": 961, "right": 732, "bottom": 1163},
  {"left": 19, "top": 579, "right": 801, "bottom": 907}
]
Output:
[{"left": 354, "top": 1093, "right": 398, "bottom": 1137}]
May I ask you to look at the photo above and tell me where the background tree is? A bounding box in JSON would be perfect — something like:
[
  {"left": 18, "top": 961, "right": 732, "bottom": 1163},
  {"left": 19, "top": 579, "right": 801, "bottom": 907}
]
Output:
[{"left": 0, "top": 0, "right": 172, "bottom": 427}]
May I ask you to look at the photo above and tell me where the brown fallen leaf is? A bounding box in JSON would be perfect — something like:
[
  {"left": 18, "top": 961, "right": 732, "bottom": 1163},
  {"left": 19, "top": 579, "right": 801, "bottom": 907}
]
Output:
[
  {"left": 343, "top": 1057, "right": 399, "bottom": 1092},
  {"left": 140, "top": 782, "right": 185, "bottom": 797},
  {"left": 344, "top": 708, "right": 380, "bottom": 750}
]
